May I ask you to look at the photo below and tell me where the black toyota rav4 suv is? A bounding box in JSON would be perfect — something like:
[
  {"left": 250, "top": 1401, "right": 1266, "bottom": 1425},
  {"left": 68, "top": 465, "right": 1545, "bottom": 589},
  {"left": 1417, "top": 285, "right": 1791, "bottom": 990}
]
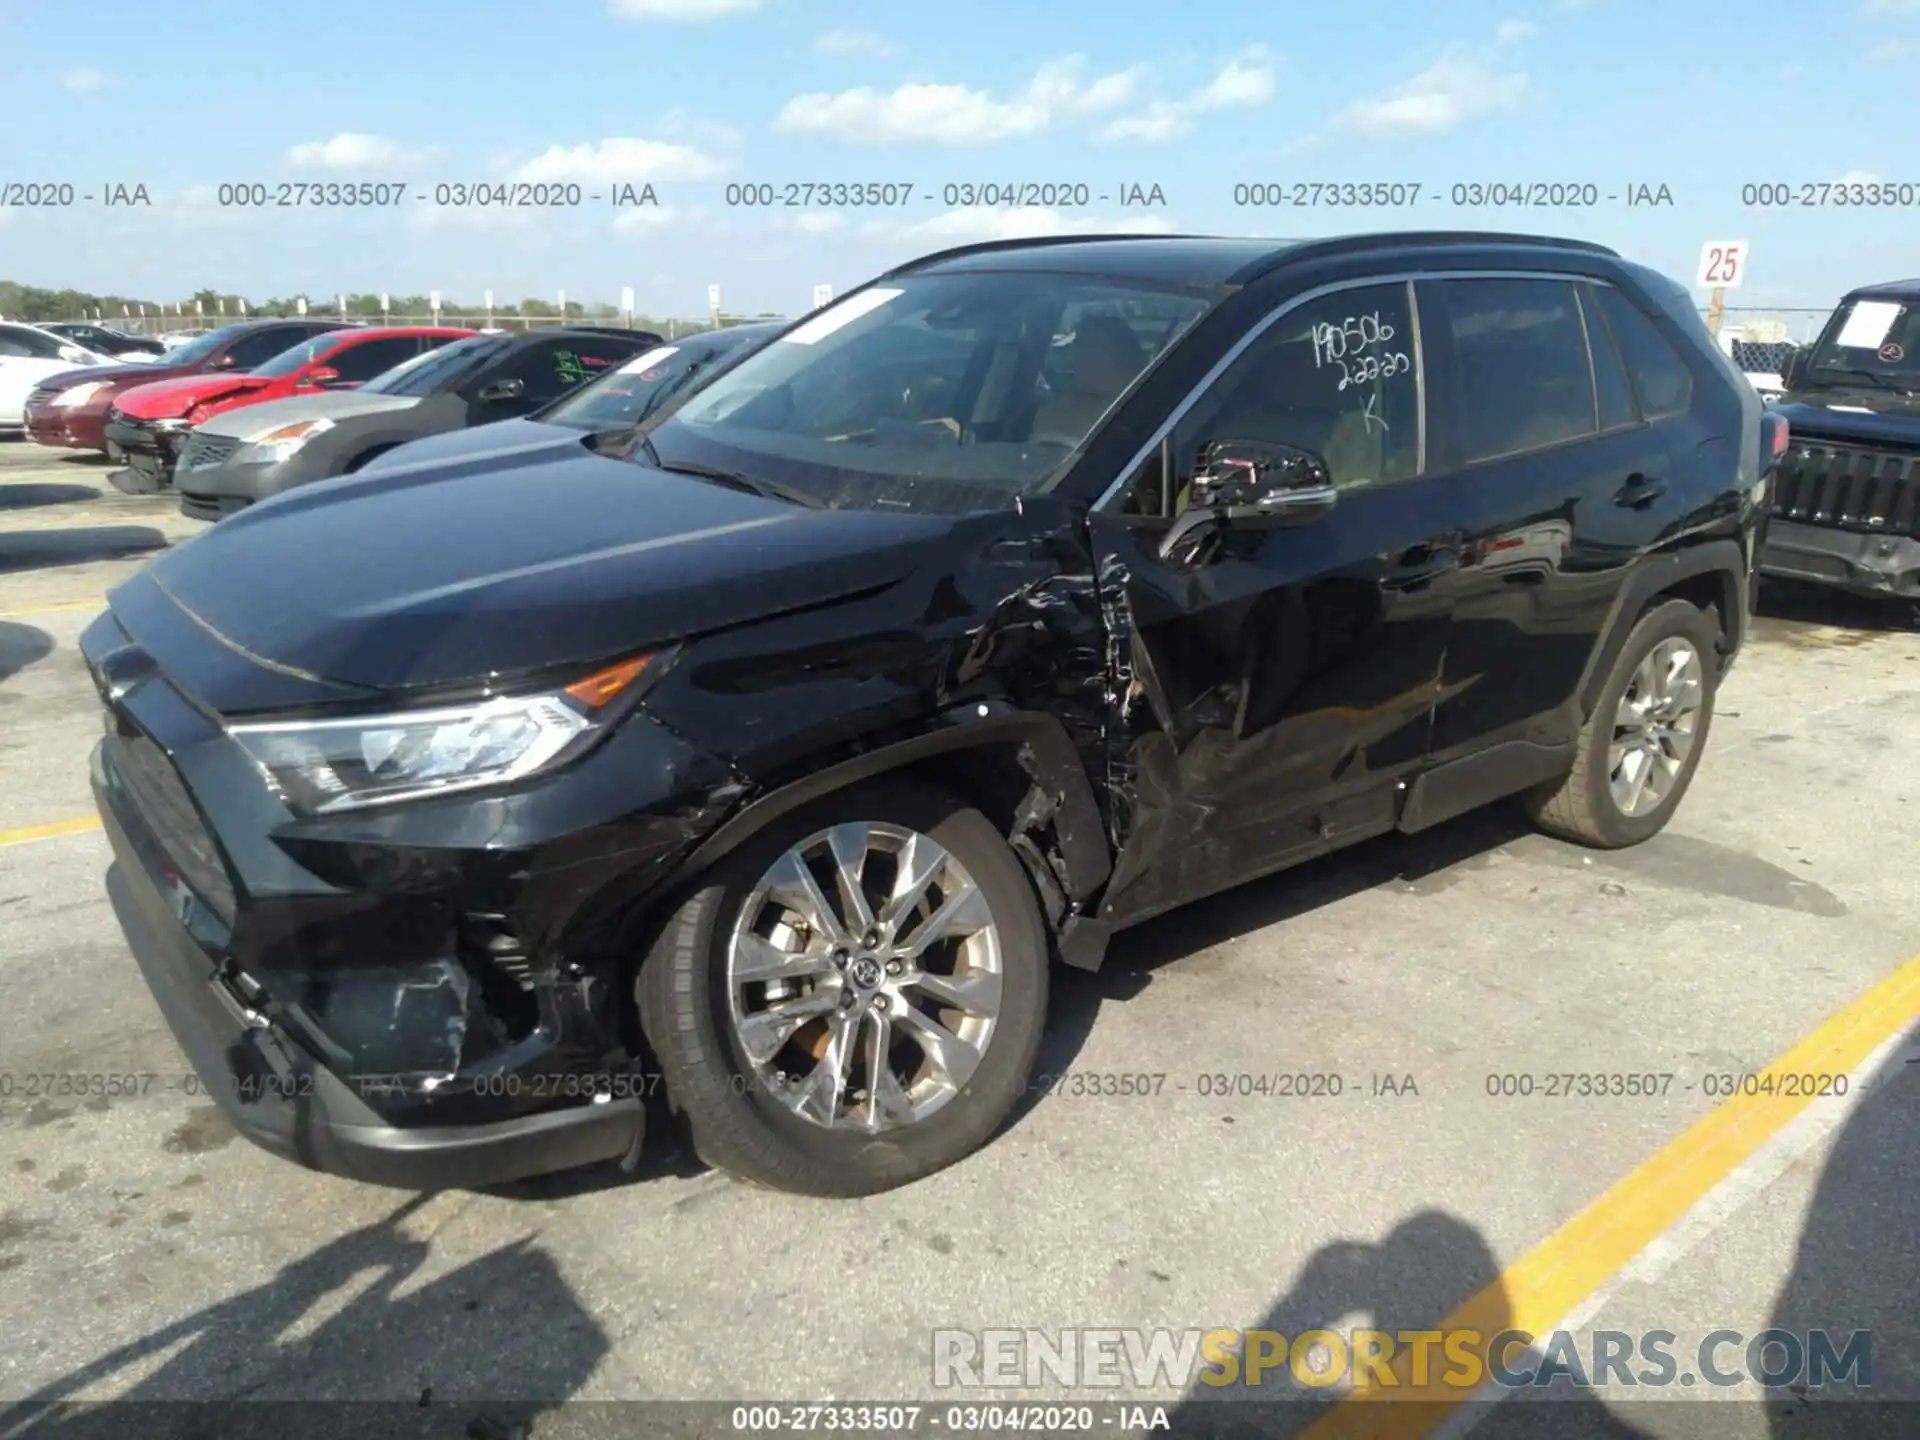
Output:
[{"left": 85, "top": 232, "right": 1774, "bottom": 1197}]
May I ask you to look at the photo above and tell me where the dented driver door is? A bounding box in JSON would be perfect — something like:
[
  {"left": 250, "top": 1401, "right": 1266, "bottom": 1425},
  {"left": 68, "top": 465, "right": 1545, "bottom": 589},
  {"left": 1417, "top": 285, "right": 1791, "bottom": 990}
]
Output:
[{"left": 1084, "top": 277, "right": 1460, "bottom": 929}]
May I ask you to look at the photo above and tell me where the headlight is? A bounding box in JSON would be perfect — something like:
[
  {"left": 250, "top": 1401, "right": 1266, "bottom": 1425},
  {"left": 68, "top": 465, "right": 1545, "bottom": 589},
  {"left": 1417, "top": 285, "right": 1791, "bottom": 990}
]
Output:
[
  {"left": 51, "top": 382, "right": 107, "bottom": 408},
  {"left": 246, "top": 416, "right": 334, "bottom": 461},
  {"left": 228, "top": 653, "right": 660, "bottom": 813}
]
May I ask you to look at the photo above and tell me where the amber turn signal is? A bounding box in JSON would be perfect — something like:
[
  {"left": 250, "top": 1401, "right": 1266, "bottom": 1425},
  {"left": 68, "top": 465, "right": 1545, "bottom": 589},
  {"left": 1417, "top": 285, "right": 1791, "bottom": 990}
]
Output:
[{"left": 564, "top": 653, "right": 655, "bottom": 708}]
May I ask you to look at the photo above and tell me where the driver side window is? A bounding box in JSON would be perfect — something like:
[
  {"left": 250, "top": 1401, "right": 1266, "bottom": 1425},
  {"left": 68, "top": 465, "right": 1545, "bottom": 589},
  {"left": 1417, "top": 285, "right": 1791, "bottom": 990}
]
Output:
[{"left": 1123, "top": 282, "right": 1422, "bottom": 515}]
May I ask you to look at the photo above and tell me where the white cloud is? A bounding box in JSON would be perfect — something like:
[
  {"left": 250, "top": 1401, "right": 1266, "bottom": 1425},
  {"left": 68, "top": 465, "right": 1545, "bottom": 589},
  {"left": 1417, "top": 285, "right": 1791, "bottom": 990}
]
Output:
[
  {"left": 1100, "top": 45, "right": 1276, "bottom": 141},
  {"left": 1333, "top": 54, "right": 1528, "bottom": 138},
  {"left": 1868, "top": 40, "right": 1916, "bottom": 59},
  {"left": 508, "top": 137, "right": 728, "bottom": 182},
  {"left": 814, "top": 28, "right": 894, "bottom": 57},
  {"left": 286, "top": 133, "right": 434, "bottom": 171},
  {"left": 1495, "top": 19, "right": 1539, "bottom": 43},
  {"left": 62, "top": 67, "right": 108, "bottom": 93},
  {"left": 1838, "top": 169, "right": 1883, "bottom": 185},
  {"left": 654, "top": 106, "right": 745, "bottom": 151},
  {"left": 791, "top": 211, "right": 847, "bottom": 234},
  {"left": 869, "top": 205, "right": 1177, "bottom": 245},
  {"left": 1863, "top": 0, "right": 1920, "bottom": 13},
  {"left": 607, "top": 0, "right": 763, "bottom": 18},
  {"left": 775, "top": 55, "right": 1147, "bottom": 145}
]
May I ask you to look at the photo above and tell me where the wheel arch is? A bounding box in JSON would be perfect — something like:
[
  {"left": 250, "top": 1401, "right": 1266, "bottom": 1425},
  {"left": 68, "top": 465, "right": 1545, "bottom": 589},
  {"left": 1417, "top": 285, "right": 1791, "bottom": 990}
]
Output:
[
  {"left": 661, "top": 703, "right": 1112, "bottom": 945},
  {"left": 1576, "top": 540, "right": 1747, "bottom": 719}
]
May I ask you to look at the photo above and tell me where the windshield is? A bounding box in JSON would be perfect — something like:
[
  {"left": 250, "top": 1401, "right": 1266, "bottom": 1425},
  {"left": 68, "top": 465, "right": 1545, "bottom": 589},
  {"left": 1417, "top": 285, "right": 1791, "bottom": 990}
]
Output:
[
  {"left": 161, "top": 325, "right": 247, "bottom": 368},
  {"left": 1806, "top": 296, "right": 1920, "bottom": 390},
  {"left": 648, "top": 273, "right": 1214, "bottom": 508},
  {"left": 542, "top": 331, "right": 764, "bottom": 430},
  {"left": 251, "top": 332, "right": 350, "bottom": 379},
  {"left": 362, "top": 334, "right": 508, "bottom": 396}
]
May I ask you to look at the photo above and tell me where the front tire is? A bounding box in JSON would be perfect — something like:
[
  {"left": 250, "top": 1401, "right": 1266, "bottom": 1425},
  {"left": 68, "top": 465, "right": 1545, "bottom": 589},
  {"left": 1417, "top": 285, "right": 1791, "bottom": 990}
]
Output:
[
  {"left": 637, "top": 779, "right": 1048, "bottom": 1196},
  {"left": 1524, "top": 598, "right": 1719, "bottom": 848}
]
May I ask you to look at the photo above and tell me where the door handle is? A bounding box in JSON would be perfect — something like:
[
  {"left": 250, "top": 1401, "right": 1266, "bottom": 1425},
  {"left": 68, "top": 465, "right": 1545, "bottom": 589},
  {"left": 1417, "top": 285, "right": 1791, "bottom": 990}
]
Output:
[
  {"left": 1614, "top": 474, "right": 1668, "bottom": 508},
  {"left": 1383, "top": 545, "right": 1459, "bottom": 591}
]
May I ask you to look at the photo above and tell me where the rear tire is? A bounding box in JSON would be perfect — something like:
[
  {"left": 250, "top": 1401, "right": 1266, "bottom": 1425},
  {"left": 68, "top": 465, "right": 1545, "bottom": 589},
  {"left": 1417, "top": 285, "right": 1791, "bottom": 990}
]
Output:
[
  {"left": 1524, "top": 599, "right": 1719, "bottom": 848},
  {"left": 637, "top": 779, "right": 1048, "bottom": 1196}
]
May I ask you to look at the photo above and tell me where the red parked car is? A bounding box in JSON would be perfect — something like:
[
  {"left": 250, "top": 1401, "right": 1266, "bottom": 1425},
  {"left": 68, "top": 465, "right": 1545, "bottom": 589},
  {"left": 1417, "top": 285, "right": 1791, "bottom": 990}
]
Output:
[
  {"left": 104, "top": 326, "right": 475, "bottom": 492},
  {"left": 22, "top": 318, "right": 348, "bottom": 456}
]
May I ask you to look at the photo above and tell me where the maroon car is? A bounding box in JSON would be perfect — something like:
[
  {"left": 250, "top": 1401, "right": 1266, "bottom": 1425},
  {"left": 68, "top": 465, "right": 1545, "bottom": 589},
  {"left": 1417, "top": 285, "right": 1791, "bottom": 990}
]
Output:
[{"left": 23, "top": 318, "right": 348, "bottom": 454}]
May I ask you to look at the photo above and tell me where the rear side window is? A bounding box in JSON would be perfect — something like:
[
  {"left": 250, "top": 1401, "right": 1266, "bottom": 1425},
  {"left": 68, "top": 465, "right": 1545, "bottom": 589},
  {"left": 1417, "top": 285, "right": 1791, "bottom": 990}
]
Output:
[
  {"left": 1580, "top": 286, "right": 1639, "bottom": 430},
  {"left": 327, "top": 336, "right": 424, "bottom": 382},
  {"left": 1595, "top": 287, "right": 1692, "bottom": 420},
  {"left": 484, "top": 338, "right": 635, "bottom": 405},
  {"left": 1442, "top": 278, "right": 1597, "bottom": 463},
  {"left": 224, "top": 327, "right": 315, "bottom": 369}
]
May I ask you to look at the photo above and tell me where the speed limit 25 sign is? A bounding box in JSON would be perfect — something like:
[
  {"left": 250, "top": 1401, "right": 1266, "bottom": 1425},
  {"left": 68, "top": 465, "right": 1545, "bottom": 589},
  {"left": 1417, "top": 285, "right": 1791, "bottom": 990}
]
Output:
[{"left": 1697, "top": 240, "right": 1748, "bottom": 289}]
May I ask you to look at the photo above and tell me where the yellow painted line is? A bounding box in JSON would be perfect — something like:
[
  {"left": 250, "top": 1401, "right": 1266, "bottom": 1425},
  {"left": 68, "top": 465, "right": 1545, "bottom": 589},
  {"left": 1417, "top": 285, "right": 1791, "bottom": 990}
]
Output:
[
  {"left": 0, "top": 598, "right": 106, "bottom": 619},
  {"left": 1303, "top": 952, "right": 1920, "bottom": 1439},
  {"left": 0, "top": 816, "right": 102, "bottom": 847}
]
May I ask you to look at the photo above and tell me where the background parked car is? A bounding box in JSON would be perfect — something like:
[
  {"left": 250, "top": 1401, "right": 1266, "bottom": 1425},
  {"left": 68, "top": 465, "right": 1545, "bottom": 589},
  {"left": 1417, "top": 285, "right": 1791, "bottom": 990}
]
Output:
[
  {"left": 0, "top": 321, "right": 126, "bottom": 435},
  {"left": 359, "top": 321, "right": 782, "bottom": 473},
  {"left": 1762, "top": 279, "right": 1920, "bottom": 598},
  {"left": 104, "top": 326, "right": 475, "bottom": 493},
  {"left": 38, "top": 322, "right": 168, "bottom": 360},
  {"left": 22, "top": 318, "right": 347, "bottom": 456},
  {"left": 174, "top": 325, "right": 664, "bottom": 520}
]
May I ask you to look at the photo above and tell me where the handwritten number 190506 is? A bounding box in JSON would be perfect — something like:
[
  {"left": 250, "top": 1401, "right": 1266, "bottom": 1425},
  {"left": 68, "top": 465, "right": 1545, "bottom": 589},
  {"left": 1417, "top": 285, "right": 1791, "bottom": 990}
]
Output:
[{"left": 1309, "top": 312, "right": 1411, "bottom": 391}]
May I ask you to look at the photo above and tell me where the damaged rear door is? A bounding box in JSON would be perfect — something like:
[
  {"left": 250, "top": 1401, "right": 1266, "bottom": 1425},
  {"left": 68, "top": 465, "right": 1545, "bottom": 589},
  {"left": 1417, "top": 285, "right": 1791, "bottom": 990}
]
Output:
[{"left": 1083, "top": 276, "right": 1457, "bottom": 926}]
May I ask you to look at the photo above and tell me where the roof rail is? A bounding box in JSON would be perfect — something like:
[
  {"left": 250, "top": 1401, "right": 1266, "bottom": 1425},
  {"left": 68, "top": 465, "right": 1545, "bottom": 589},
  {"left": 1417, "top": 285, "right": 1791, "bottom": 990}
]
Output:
[
  {"left": 556, "top": 323, "right": 665, "bottom": 339},
  {"left": 1235, "top": 229, "right": 1620, "bottom": 282},
  {"left": 879, "top": 232, "right": 1190, "bottom": 278}
]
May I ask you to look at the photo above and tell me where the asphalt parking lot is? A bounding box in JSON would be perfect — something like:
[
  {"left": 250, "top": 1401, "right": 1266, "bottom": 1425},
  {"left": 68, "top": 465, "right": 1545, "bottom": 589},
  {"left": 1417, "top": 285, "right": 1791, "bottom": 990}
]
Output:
[{"left": 1, "top": 437, "right": 1917, "bottom": 1439}]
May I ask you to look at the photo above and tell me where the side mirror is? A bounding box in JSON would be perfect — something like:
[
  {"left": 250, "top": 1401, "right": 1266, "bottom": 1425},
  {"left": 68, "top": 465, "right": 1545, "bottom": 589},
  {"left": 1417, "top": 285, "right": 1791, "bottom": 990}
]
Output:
[
  {"left": 475, "top": 377, "right": 525, "bottom": 404},
  {"left": 1780, "top": 345, "right": 1809, "bottom": 392},
  {"left": 303, "top": 365, "right": 342, "bottom": 386},
  {"left": 1157, "top": 439, "right": 1337, "bottom": 562}
]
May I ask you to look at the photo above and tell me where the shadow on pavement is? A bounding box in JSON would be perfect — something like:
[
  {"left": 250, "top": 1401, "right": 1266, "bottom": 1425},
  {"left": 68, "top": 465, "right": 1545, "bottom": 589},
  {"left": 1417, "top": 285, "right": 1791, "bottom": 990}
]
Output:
[
  {"left": 0, "top": 526, "right": 167, "bottom": 574},
  {"left": 1754, "top": 577, "right": 1919, "bottom": 634},
  {"left": 0, "top": 483, "right": 100, "bottom": 512},
  {"left": 0, "top": 1193, "right": 609, "bottom": 1440},
  {"left": 0, "top": 621, "right": 53, "bottom": 682},
  {"left": 1007, "top": 804, "right": 1530, "bottom": 1131}
]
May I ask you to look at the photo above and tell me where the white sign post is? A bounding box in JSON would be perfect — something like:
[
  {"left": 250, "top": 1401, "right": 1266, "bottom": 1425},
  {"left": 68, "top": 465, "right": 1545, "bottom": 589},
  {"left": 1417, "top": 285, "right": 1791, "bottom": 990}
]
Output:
[
  {"left": 429, "top": 290, "right": 442, "bottom": 324},
  {"left": 296, "top": 296, "right": 307, "bottom": 315},
  {"left": 708, "top": 283, "right": 721, "bottom": 326},
  {"left": 380, "top": 292, "right": 390, "bottom": 321},
  {"left": 1697, "top": 240, "right": 1747, "bottom": 337},
  {"left": 483, "top": 289, "right": 493, "bottom": 328},
  {"left": 812, "top": 283, "right": 833, "bottom": 311},
  {"left": 557, "top": 288, "right": 566, "bottom": 321},
  {"left": 620, "top": 286, "right": 635, "bottom": 323}
]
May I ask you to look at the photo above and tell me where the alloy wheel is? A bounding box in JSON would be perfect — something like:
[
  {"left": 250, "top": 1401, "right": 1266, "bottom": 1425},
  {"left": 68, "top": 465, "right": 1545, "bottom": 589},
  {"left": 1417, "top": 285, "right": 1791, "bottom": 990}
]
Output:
[
  {"left": 725, "top": 822, "right": 1004, "bottom": 1132},
  {"left": 1608, "top": 636, "right": 1703, "bottom": 818}
]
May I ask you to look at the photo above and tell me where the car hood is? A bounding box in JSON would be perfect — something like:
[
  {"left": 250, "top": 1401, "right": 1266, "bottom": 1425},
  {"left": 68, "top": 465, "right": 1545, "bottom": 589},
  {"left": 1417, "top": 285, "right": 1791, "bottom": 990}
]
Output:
[
  {"left": 196, "top": 389, "right": 424, "bottom": 439},
  {"left": 34, "top": 360, "right": 175, "bottom": 392},
  {"left": 133, "top": 445, "right": 956, "bottom": 695},
  {"left": 1775, "top": 390, "right": 1920, "bottom": 446},
  {"left": 114, "top": 373, "right": 273, "bottom": 419},
  {"left": 360, "top": 415, "right": 576, "bottom": 471}
]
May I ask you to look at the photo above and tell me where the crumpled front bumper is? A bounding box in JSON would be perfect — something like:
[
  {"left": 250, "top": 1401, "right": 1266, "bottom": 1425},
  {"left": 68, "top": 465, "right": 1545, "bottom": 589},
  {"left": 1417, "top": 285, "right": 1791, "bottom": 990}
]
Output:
[
  {"left": 93, "top": 744, "right": 647, "bottom": 1190},
  {"left": 1760, "top": 519, "right": 1920, "bottom": 598}
]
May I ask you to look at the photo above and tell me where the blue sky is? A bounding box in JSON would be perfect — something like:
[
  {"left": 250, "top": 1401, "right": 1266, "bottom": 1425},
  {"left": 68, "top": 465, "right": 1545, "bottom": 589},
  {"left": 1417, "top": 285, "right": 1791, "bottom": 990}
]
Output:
[{"left": 0, "top": 0, "right": 1910, "bottom": 319}]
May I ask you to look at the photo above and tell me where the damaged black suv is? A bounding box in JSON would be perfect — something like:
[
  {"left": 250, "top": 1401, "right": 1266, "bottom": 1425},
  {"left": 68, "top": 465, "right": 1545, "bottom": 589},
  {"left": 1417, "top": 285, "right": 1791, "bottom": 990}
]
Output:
[
  {"left": 1763, "top": 279, "right": 1920, "bottom": 597},
  {"left": 86, "top": 231, "right": 1771, "bottom": 1197}
]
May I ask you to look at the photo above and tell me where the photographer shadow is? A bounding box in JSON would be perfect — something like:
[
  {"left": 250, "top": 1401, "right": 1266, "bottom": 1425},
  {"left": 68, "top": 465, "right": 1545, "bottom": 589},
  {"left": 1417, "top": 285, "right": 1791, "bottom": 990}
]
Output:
[{"left": 0, "top": 1194, "right": 608, "bottom": 1440}]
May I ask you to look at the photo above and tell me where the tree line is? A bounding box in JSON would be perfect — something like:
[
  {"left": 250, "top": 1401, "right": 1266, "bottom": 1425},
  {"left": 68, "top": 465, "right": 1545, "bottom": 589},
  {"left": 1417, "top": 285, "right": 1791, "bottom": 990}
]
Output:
[{"left": 0, "top": 281, "right": 780, "bottom": 330}]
